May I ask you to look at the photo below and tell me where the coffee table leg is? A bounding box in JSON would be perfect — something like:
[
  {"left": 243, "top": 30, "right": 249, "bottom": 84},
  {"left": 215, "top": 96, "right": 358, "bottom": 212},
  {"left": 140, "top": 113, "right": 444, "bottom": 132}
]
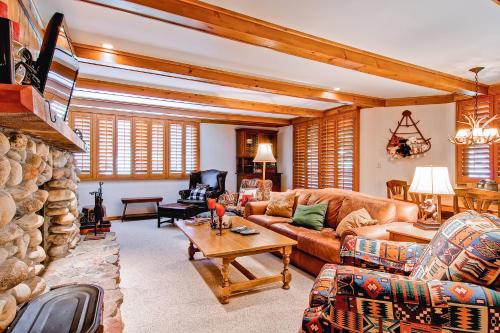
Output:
[
  {"left": 221, "top": 257, "right": 233, "bottom": 304},
  {"left": 188, "top": 242, "right": 196, "bottom": 260},
  {"left": 282, "top": 246, "right": 292, "bottom": 290}
]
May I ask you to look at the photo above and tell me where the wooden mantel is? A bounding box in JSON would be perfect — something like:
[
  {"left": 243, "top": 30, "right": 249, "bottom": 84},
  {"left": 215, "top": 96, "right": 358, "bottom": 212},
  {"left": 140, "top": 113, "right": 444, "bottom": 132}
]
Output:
[{"left": 0, "top": 84, "right": 86, "bottom": 152}]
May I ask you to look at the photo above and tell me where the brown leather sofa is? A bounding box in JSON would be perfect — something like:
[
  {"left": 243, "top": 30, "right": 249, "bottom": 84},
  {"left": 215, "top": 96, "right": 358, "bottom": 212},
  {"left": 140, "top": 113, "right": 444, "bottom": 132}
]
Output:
[{"left": 245, "top": 188, "right": 418, "bottom": 276}]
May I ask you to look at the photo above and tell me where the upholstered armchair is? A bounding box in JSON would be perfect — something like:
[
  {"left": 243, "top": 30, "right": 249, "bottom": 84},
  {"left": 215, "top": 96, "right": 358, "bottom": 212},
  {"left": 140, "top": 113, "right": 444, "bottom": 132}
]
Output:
[
  {"left": 219, "top": 178, "right": 273, "bottom": 216},
  {"left": 302, "top": 211, "right": 500, "bottom": 333},
  {"left": 178, "top": 169, "right": 227, "bottom": 209}
]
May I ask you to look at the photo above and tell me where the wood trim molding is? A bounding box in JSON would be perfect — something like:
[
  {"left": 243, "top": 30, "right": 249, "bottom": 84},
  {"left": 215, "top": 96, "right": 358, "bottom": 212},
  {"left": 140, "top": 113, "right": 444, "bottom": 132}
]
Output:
[
  {"left": 323, "top": 105, "right": 359, "bottom": 117},
  {"left": 70, "top": 98, "right": 290, "bottom": 126},
  {"left": 489, "top": 83, "right": 500, "bottom": 95},
  {"left": 76, "top": 78, "right": 322, "bottom": 117},
  {"left": 384, "top": 94, "right": 458, "bottom": 107},
  {"left": 73, "top": 43, "right": 384, "bottom": 107},
  {"left": 81, "top": 0, "right": 488, "bottom": 96}
]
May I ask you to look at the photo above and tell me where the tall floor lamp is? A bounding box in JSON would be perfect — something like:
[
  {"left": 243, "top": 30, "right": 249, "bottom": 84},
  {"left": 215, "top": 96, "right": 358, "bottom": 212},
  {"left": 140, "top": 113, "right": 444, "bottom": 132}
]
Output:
[{"left": 254, "top": 143, "right": 276, "bottom": 181}]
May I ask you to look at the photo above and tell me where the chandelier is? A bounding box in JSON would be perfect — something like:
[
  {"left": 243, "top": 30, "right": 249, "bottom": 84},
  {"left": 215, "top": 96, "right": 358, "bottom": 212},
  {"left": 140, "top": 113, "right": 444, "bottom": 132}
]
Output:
[{"left": 450, "top": 67, "right": 500, "bottom": 145}]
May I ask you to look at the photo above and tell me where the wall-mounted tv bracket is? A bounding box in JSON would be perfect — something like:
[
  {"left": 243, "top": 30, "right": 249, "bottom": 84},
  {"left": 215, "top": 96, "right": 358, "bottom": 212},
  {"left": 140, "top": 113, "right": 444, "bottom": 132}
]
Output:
[{"left": 14, "top": 47, "right": 40, "bottom": 89}]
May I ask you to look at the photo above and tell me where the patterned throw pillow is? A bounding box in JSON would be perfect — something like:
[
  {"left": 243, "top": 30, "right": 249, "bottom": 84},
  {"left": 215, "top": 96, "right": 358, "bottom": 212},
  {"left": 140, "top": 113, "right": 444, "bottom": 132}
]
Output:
[
  {"left": 196, "top": 183, "right": 210, "bottom": 190},
  {"left": 410, "top": 210, "right": 500, "bottom": 288},
  {"left": 188, "top": 187, "right": 207, "bottom": 201},
  {"left": 265, "top": 191, "right": 296, "bottom": 218},
  {"left": 218, "top": 192, "right": 238, "bottom": 207}
]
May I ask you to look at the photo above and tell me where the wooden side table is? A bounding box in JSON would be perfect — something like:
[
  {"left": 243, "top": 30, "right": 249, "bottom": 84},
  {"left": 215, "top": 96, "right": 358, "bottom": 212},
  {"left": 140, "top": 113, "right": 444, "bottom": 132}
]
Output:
[{"left": 386, "top": 222, "right": 437, "bottom": 244}]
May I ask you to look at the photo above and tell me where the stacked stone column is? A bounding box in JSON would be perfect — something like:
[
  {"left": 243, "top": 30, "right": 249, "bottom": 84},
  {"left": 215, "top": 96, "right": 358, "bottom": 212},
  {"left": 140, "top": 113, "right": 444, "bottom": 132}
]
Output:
[
  {"left": 45, "top": 149, "right": 80, "bottom": 258},
  {"left": 0, "top": 130, "right": 80, "bottom": 331}
]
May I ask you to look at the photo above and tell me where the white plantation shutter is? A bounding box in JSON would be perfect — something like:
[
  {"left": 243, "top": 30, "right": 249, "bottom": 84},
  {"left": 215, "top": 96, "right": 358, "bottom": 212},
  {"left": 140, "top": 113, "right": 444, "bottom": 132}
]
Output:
[
  {"left": 185, "top": 123, "right": 199, "bottom": 174},
  {"left": 456, "top": 96, "right": 494, "bottom": 182},
  {"left": 151, "top": 121, "right": 165, "bottom": 176},
  {"left": 71, "top": 112, "right": 92, "bottom": 178},
  {"left": 169, "top": 123, "right": 183, "bottom": 175},
  {"left": 116, "top": 117, "right": 132, "bottom": 175},
  {"left": 96, "top": 115, "right": 114, "bottom": 176},
  {"left": 133, "top": 118, "right": 150, "bottom": 176},
  {"left": 293, "top": 123, "right": 307, "bottom": 188}
]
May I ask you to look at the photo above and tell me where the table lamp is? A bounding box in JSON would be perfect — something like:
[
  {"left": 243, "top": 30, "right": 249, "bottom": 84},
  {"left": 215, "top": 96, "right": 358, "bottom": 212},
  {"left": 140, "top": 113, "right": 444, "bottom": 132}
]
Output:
[
  {"left": 409, "top": 166, "right": 454, "bottom": 230},
  {"left": 253, "top": 143, "right": 276, "bottom": 181}
]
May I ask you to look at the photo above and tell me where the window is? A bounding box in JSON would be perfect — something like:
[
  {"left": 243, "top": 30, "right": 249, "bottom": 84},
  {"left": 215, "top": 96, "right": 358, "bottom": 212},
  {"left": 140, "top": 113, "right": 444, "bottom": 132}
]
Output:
[
  {"left": 70, "top": 112, "right": 92, "bottom": 179},
  {"left": 70, "top": 111, "right": 200, "bottom": 180},
  {"left": 293, "top": 109, "right": 359, "bottom": 190},
  {"left": 293, "top": 119, "right": 320, "bottom": 189},
  {"left": 320, "top": 112, "right": 358, "bottom": 190},
  {"left": 455, "top": 96, "right": 499, "bottom": 183}
]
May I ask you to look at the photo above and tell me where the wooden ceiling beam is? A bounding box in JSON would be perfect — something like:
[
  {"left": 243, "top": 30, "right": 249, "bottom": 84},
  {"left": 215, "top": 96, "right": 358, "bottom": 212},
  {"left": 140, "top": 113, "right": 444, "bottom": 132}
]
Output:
[
  {"left": 73, "top": 43, "right": 385, "bottom": 107},
  {"left": 70, "top": 98, "right": 290, "bottom": 126},
  {"left": 76, "top": 77, "right": 322, "bottom": 117},
  {"left": 80, "top": 0, "right": 488, "bottom": 96}
]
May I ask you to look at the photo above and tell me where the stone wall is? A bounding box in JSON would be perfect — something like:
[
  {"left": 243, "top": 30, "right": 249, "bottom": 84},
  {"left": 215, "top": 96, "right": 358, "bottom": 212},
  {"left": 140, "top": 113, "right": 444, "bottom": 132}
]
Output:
[{"left": 0, "top": 129, "right": 80, "bottom": 331}]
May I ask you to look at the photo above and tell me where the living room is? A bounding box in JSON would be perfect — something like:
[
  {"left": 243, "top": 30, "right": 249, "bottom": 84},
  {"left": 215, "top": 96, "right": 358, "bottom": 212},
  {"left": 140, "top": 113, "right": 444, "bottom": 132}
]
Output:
[{"left": 0, "top": 1, "right": 498, "bottom": 332}]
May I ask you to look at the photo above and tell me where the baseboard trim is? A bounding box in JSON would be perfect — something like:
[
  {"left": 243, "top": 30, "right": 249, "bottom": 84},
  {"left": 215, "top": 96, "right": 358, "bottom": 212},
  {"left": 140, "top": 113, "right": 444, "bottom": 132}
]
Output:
[{"left": 107, "top": 213, "right": 158, "bottom": 221}]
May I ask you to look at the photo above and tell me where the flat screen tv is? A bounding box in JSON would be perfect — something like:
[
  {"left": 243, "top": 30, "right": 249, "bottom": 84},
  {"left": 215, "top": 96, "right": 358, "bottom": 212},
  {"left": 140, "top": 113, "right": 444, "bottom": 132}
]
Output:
[{"left": 35, "top": 13, "right": 79, "bottom": 122}]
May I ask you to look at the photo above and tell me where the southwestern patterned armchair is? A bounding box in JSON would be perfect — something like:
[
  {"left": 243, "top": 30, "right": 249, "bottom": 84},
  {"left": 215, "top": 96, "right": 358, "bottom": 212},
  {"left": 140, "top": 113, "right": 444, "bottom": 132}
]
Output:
[{"left": 302, "top": 210, "right": 500, "bottom": 333}]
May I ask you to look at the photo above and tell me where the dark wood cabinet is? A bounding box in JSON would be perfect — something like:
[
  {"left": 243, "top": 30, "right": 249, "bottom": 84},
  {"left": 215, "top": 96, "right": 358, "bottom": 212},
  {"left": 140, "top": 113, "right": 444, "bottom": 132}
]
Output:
[{"left": 235, "top": 128, "right": 281, "bottom": 191}]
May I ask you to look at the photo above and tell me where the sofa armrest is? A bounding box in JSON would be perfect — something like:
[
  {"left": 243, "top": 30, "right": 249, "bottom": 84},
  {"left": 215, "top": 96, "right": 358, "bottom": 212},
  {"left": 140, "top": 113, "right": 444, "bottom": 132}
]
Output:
[
  {"left": 340, "top": 235, "right": 426, "bottom": 274},
  {"left": 340, "top": 224, "right": 390, "bottom": 246},
  {"left": 244, "top": 201, "right": 269, "bottom": 218},
  {"left": 179, "top": 189, "right": 191, "bottom": 199},
  {"left": 205, "top": 190, "right": 219, "bottom": 199}
]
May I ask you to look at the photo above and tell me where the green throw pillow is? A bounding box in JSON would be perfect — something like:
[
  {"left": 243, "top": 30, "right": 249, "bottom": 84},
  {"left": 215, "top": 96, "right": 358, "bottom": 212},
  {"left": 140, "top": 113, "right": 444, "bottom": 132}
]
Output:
[{"left": 291, "top": 203, "right": 328, "bottom": 230}]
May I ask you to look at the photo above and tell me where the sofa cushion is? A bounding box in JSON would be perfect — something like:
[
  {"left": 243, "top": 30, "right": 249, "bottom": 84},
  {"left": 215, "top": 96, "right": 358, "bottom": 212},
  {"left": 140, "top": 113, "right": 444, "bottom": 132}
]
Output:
[
  {"left": 335, "top": 208, "right": 378, "bottom": 236},
  {"left": 337, "top": 195, "right": 396, "bottom": 228},
  {"left": 265, "top": 191, "right": 296, "bottom": 218},
  {"left": 297, "top": 229, "right": 341, "bottom": 263},
  {"left": 292, "top": 203, "right": 328, "bottom": 231},
  {"left": 306, "top": 189, "right": 346, "bottom": 229},
  {"left": 269, "top": 223, "right": 311, "bottom": 240},
  {"left": 410, "top": 210, "right": 500, "bottom": 288},
  {"left": 247, "top": 214, "right": 291, "bottom": 228}
]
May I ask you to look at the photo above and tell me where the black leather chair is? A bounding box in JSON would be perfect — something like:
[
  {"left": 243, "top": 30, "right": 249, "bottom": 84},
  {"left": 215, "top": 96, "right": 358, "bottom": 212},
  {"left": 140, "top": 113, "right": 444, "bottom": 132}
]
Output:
[{"left": 178, "top": 169, "right": 228, "bottom": 209}]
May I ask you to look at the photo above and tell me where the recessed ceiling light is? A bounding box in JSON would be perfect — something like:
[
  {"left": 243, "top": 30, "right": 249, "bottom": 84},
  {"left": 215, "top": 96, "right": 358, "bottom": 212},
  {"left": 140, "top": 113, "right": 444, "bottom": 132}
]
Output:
[
  {"left": 102, "top": 43, "right": 114, "bottom": 49},
  {"left": 333, "top": 87, "right": 341, "bottom": 91}
]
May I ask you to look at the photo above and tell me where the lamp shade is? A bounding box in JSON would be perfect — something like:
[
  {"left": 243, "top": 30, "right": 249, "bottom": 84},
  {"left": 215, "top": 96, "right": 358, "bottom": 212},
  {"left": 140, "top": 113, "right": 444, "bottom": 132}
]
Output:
[
  {"left": 409, "top": 166, "right": 454, "bottom": 195},
  {"left": 253, "top": 143, "right": 276, "bottom": 163}
]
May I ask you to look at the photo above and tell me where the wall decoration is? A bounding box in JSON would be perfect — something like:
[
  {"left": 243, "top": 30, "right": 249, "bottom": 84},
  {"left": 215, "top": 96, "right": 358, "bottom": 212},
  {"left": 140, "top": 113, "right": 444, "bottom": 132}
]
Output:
[{"left": 386, "top": 110, "right": 431, "bottom": 160}]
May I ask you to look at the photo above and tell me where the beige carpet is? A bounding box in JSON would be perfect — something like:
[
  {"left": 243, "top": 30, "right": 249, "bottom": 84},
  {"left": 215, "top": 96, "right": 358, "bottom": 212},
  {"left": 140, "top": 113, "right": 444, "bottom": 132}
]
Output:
[{"left": 112, "top": 219, "right": 315, "bottom": 333}]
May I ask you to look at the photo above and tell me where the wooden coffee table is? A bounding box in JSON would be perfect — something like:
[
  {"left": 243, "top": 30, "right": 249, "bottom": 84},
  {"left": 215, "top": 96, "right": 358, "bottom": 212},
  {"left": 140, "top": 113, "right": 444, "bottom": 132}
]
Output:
[{"left": 175, "top": 216, "right": 297, "bottom": 304}]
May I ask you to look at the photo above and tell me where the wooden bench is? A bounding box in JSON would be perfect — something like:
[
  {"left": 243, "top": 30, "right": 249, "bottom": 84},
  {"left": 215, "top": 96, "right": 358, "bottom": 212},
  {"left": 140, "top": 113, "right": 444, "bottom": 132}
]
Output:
[{"left": 121, "top": 197, "right": 163, "bottom": 222}]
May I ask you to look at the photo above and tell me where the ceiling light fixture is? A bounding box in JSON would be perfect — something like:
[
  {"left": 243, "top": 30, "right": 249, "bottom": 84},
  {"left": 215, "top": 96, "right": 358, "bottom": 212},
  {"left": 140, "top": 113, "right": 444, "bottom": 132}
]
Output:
[
  {"left": 333, "top": 87, "right": 341, "bottom": 91},
  {"left": 101, "top": 43, "right": 114, "bottom": 49},
  {"left": 450, "top": 67, "right": 500, "bottom": 145}
]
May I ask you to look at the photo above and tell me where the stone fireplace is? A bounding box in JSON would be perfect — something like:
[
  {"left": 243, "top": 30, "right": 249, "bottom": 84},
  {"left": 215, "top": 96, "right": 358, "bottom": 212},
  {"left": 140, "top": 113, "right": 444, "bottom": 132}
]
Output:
[{"left": 0, "top": 128, "right": 80, "bottom": 330}]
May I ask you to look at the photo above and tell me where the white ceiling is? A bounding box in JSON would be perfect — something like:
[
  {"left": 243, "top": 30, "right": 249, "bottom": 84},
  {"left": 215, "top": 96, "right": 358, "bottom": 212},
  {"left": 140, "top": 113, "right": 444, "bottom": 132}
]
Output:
[{"left": 33, "top": 0, "right": 500, "bottom": 116}]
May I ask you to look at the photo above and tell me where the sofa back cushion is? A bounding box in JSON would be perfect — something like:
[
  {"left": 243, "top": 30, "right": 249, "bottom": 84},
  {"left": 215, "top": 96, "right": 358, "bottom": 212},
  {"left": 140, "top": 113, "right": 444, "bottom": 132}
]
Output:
[
  {"left": 410, "top": 210, "right": 500, "bottom": 288},
  {"left": 337, "top": 195, "right": 396, "bottom": 229}
]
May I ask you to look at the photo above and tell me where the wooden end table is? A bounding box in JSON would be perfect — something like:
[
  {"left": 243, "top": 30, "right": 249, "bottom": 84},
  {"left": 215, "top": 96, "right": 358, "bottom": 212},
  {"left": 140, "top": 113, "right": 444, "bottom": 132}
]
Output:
[
  {"left": 386, "top": 222, "right": 437, "bottom": 243},
  {"left": 175, "top": 216, "right": 297, "bottom": 304}
]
